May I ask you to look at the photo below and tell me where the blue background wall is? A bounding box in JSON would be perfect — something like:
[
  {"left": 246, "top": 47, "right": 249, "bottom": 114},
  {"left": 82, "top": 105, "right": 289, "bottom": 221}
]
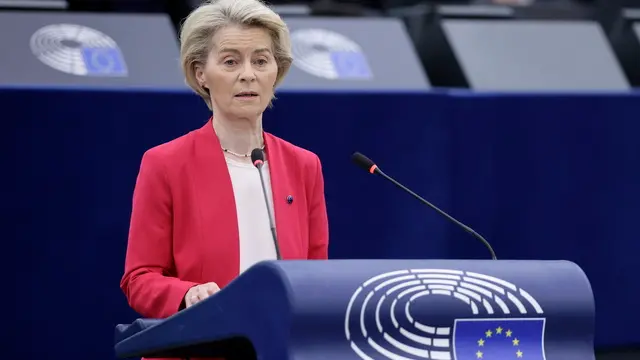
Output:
[{"left": 4, "top": 87, "right": 640, "bottom": 359}]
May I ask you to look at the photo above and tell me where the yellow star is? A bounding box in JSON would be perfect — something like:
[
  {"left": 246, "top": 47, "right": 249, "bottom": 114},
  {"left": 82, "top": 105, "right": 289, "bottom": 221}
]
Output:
[
  {"left": 485, "top": 329, "right": 492, "bottom": 338},
  {"left": 496, "top": 326, "right": 503, "bottom": 335},
  {"left": 476, "top": 350, "right": 483, "bottom": 359},
  {"left": 516, "top": 350, "right": 523, "bottom": 358},
  {"left": 513, "top": 338, "right": 520, "bottom": 346},
  {"left": 506, "top": 329, "right": 512, "bottom": 337},
  {"left": 477, "top": 339, "right": 485, "bottom": 346}
]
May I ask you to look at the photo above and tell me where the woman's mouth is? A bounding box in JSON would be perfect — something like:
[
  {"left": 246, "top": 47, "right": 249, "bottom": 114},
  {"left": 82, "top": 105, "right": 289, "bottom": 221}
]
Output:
[{"left": 235, "top": 91, "right": 258, "bottom": 98}]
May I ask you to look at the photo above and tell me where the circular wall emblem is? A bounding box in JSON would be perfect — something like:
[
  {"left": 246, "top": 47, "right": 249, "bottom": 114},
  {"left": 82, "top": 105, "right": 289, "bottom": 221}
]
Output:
[
  {"left": 290, "top": 28, "right": 372, "bottom": 80},
  {"left": 30, "top": 24, "right": 127, "bottom": 77}
]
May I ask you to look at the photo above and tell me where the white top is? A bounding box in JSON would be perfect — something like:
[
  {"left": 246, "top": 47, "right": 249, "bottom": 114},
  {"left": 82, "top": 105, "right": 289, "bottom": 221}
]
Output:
[{"left": 226, "top": 156, "right": 278, "bottom": 274}]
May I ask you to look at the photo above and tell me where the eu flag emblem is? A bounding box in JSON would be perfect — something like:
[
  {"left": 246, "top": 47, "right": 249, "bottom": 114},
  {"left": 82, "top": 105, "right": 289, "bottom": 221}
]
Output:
[
  {"left": 453, "top": 318, "right": 546, "bottom": 359},
  {"left": 330, "top": 51, "right": 372, "bottom": 79},
  {"left": 81, "top": 47, "right": 128, "bottom": 76}
]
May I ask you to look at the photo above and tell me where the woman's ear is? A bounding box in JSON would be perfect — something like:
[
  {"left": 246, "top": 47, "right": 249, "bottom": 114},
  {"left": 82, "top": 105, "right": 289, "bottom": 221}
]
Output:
[{"left": 195, "top": 64, "right": 208, "bottom": 89}]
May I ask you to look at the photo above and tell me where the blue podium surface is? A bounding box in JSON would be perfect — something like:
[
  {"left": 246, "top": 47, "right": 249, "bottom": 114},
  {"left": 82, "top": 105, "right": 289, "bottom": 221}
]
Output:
[{"left": 115, "top": 259, "right": 595, "bottom": 360}]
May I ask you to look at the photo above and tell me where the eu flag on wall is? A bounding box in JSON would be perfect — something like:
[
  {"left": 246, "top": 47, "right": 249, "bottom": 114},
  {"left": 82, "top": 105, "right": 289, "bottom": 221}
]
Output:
[
  {"left": 330, "top": 51, "right": 372, "bottom": 79},
  {"left": 453, "top": 318, "right": 545, "bottom": 359},
  {"left": 82, "top": 47, "right": 128, "bottom": 76}
]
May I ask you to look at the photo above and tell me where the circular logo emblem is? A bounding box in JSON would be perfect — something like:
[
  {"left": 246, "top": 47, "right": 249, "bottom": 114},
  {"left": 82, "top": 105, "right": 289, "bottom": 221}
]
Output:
[
  {"left": 345, "top": 269, "right": 545, "bottom": 359},
  {"left": 290, "top": 28, "right": 372, "bottom": 80},
  {"left": 30, "top": 24, "right": 127, "bottom": 77}
]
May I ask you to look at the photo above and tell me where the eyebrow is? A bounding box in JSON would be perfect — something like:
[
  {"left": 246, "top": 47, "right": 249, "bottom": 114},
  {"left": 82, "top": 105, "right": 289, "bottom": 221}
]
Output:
[{"left": 218, "top": 47, "right": 272, "bottom": 55}]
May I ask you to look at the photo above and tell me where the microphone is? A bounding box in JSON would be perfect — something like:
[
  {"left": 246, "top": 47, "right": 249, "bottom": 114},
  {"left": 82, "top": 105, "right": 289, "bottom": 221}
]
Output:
[
  {"left": 351, "top": 152, "right": 497, "bottom": 260},
  {"left": 251, "top": 148, "right": 282, "bottom": 260}
]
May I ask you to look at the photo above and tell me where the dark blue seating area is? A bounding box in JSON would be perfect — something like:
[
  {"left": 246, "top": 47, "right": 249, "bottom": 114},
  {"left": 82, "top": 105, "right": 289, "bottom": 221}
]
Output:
[{"left": 4, "top": 86, "right": 640, "bottom": 360}]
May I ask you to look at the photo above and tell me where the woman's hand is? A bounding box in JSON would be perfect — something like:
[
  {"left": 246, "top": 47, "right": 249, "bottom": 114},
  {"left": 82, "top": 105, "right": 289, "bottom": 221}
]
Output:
[{"left": 184, "top": 282, "right": 220, "bottom": 308}]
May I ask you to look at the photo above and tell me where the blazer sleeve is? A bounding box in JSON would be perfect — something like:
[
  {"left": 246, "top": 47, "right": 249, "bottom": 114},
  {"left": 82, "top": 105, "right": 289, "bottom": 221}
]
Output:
[
  {"left": 307, "top": 154, "right": 329, "bottom": 259},
  {"left": 120, "top": 150, "right": 199, "bottom": 318}
]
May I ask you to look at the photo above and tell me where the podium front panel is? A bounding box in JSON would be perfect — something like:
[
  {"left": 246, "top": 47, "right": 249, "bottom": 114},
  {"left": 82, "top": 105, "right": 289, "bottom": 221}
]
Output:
[{"left": 115, "top": 260, "right": 595, "bottom": 360}]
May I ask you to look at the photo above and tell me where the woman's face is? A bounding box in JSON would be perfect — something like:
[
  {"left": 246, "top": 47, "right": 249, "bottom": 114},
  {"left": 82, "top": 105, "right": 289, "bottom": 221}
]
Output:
[{"left": 197, "top": 24, "right": 278, "bottom": 118}]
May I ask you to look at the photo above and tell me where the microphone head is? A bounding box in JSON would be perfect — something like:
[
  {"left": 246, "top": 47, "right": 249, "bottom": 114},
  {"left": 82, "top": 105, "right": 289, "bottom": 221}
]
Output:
[
  {"left": 351, "top": 152, "right": 379, "bottom": 174},
  {"left": 251, "top": 148, "right": 265, "bottom": 168}
]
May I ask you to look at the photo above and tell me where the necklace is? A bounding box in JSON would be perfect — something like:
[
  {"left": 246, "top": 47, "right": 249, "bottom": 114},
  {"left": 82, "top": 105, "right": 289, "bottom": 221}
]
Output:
[{"left": 222, "top": 145, "right": 265, "bottom": 158}]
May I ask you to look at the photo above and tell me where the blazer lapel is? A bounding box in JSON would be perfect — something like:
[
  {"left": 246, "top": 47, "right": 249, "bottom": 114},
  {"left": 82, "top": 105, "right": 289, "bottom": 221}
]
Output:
[
  {"left": 192, "top": 118, "right": 239, "bottom": 286},
  {"left": 264, "top": 133, "right": 302, "bottom": 260}
]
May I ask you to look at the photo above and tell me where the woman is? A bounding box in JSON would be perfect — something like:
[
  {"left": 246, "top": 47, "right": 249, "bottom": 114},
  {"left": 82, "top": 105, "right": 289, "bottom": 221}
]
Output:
[{"left": 120, "top": 0, "right": 329, "bottom": 321}]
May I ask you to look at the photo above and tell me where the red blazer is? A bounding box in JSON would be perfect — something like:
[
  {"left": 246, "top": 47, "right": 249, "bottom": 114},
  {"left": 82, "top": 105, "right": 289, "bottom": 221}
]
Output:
[{"left": 120, "top": 118, "right": 329, "bottom": 319}]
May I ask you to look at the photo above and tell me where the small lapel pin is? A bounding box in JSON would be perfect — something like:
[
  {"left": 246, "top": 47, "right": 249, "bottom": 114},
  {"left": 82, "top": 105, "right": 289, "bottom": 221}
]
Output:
[{"left": 286, "top": 195, "right": 294, "bottom": 204}]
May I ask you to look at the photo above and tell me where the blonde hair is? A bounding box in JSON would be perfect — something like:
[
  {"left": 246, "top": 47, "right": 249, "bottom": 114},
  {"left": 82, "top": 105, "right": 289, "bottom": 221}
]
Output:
[{"left": 179, "top": 0, "right": 293, "bottom": 110}]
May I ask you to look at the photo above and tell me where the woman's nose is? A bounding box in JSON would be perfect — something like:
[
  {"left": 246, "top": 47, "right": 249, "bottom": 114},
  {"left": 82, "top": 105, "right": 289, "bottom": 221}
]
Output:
[{"left": 239, "top": 62, "right": 256, "bottom": 81}]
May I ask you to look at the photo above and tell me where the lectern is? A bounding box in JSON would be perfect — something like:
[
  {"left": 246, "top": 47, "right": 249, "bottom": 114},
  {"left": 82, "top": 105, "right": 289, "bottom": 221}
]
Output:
[{"left": 114, "top": 260, "right": 595, "bottom": 360}]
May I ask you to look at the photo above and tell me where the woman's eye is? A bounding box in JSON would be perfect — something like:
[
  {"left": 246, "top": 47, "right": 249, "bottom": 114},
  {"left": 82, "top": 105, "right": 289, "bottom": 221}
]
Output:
[
  {"left": 256, "top": 59, "right": 267, "bottom": 65},
  {"left": 224, "top": 59, "right": 235, "bottom": 66}
]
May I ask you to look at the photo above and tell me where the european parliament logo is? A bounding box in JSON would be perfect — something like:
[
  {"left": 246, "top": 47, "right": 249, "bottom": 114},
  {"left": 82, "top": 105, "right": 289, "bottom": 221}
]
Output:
[
  {"left": 30, "top": 24, "right": 128, "bottom": 77},
  {"left": 345, "top": 269, "right": 546, "bottom": 360},
  {"left": 290, "top": 28, "right": 372, "bottom": 80}
]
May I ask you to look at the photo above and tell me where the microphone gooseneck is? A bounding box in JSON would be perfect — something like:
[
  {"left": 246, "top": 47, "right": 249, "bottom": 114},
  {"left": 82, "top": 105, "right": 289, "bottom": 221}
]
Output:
[
  {"left": 251, "top": 148, "right": 282, "bottom": 260},
  {"left": 351, "top": 152, "right": 498, "bottom": 260}
]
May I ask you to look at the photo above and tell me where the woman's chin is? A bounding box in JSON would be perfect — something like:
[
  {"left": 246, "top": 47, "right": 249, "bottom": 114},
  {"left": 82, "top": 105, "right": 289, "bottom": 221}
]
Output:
[{"left": 229, "top": 105, "right": 265, "bottom": 118}]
